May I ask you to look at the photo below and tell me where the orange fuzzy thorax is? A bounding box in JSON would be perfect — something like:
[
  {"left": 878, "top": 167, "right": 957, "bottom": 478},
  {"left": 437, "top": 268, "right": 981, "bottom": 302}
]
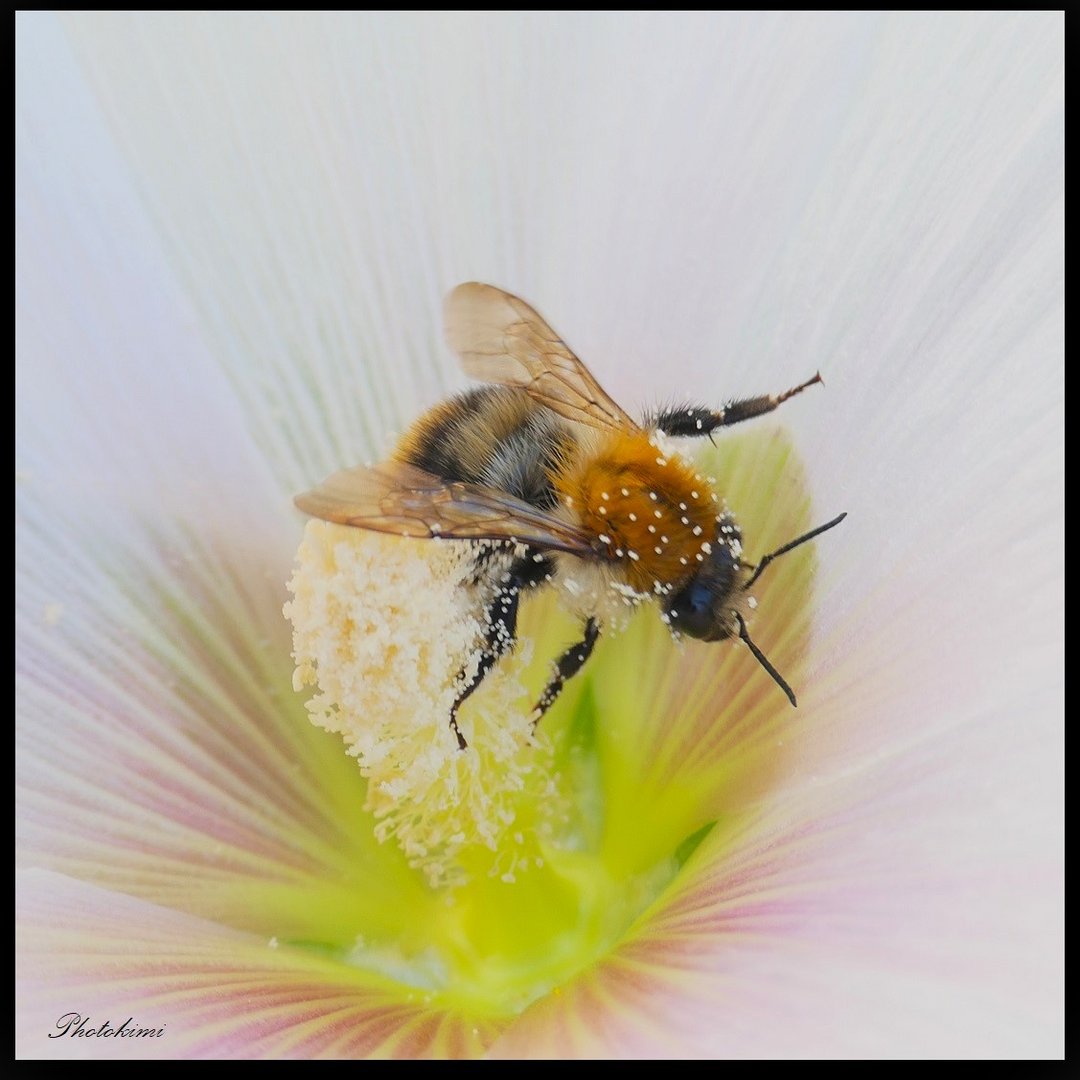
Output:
[{"left": 553, "top": 431, "right": 719, "bottom": 593}]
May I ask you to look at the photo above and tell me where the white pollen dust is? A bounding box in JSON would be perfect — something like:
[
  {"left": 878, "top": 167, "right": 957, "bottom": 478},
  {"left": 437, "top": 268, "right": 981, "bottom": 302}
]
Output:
[{"left": 285, "top": 521, "right": 564, "bottom": 888}]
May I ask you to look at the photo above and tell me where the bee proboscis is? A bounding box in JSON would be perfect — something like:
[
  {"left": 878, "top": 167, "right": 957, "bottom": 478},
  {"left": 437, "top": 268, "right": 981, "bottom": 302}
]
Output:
[{"left": 295, "top": 283, "right": 846, "bottom": 749}]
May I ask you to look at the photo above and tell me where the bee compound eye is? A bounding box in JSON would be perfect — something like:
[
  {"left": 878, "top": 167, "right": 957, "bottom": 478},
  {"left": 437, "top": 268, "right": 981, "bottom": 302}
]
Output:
[{"left": 667, "top": 579, "right": 716, "bottom": 640}]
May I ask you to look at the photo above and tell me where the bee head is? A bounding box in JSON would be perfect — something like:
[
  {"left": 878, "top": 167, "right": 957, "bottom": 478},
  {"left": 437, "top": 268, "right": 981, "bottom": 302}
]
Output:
[{"left": 663, "top": 516, "right": 744, "bottom": 642}]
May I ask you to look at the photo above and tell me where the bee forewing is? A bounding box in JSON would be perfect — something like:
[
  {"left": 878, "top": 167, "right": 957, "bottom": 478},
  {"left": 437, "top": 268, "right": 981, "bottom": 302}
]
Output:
[
  {"left": 295, "top": 459, "right": 601, "bottom": 557},
  {"left": 445, "top": 282, "right": 637, "bottom": 433}
]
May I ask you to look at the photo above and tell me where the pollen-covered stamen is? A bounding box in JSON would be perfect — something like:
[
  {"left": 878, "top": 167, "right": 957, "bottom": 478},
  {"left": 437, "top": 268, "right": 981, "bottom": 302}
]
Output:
[{"left": 285, "top": 522, "right": 562, "bottom": 887}]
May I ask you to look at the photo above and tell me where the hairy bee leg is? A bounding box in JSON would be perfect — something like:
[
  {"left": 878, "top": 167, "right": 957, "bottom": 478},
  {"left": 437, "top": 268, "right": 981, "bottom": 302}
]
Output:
[
  {"left": 450, "top": 551, "right": 553, "bottom": 749},
  {"left": 531, "top": 618, "right": 600, "bottom": 728},
  {"left": 450, "top": 586, "right": 521, "bottom": 750},
  {"left": 650, "top": 373, "right": 823, "bottom": 437}
]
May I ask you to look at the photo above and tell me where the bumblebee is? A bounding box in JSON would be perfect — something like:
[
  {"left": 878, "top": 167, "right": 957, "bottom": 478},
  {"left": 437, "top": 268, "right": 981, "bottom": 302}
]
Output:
[{"left": 296, "top": 283, "right": 845, "bottom": 749}]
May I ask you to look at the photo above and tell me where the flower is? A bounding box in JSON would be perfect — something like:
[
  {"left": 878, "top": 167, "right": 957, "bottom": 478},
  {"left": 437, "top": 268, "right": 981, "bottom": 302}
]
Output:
[{"left": 17, "top": 11, "right": 1062, "bottom": 1059}]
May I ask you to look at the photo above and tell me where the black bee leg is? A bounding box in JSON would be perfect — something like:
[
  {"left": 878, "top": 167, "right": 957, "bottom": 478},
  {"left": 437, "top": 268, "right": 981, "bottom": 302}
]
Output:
[
  {"left": 650, "top": 373, "right": 823, "bottom": 438},
  {"left": 450, "top": 587, "right": 521, "bottom": 750},
  {"left": 450, "top": 551, "right": 553, "bottom": 750},
  {"left": 531, "top": 618, "right": 600, "bottom": 728}
]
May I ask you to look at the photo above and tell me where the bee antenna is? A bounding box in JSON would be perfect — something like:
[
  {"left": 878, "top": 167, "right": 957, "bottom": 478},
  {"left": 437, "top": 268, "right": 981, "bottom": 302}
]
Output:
[
  {"left": 743, "top": 512, "right": 848, "bottom": 591},
  {"left": 735, "top": 613, "right": 796, "bottom": 707}
]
